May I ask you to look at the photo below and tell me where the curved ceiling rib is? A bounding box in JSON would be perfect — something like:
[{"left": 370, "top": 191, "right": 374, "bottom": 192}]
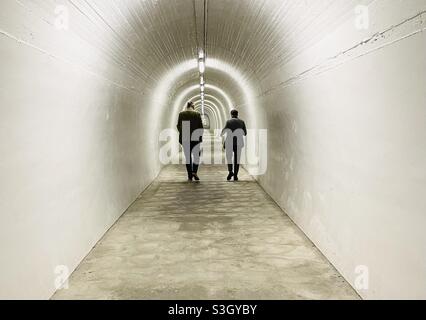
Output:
[
  {"left": 190, "top": 95, "right": 227, "bottom": 125},
  {"left": 66, "top": 0, "right": 369, "bottom": 151},
  {"left": 194, "top": 100, "right": 224, "bottom": 128}
]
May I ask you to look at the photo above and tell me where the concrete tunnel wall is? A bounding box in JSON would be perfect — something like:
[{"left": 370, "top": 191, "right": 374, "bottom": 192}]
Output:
[{"left": 0, "top": 0, "right": 425, "bottom": 299}]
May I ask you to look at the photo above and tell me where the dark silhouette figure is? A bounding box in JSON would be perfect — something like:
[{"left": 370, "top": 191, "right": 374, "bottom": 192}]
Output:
[
  {"left": 177, "top": 102, "right": 204, "bottom": 181},
  {"left": 222, "top": 109, "right": 247, "bottom": 181}
]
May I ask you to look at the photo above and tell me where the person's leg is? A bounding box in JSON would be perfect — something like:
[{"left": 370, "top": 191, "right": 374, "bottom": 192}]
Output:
[
  {"left": 183, "top": 143, "right": 193, "bottom": 180},
  {"left": 192, "top": 142, "right": 201, "bottom": 181},
  {"left": 226, "top": 147, "right": 234, "bottom": 181},
  {"left": 234, "top": 147, "right": 242, "bottom": 181}
]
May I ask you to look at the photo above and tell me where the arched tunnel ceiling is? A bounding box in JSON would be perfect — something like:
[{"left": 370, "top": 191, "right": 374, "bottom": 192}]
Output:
[
  {"left": 170, "top": 68, "right": 245, "bottom": 107},
  {"left": 34, "top": 0, "right": 373, "bottom": 128},
  {"left": 73, "top": 0, "right": 372, "bottom": 82}
]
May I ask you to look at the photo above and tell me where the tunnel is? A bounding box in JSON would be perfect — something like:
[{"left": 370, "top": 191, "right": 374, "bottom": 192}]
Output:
[{"left": 1, "top": 0, "right": 426, "bottom": 300}]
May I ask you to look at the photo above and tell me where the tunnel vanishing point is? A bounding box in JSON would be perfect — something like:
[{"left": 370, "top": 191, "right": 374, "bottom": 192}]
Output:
[{"left": 1, "top": 0, "right": 426, "bottom": 300}]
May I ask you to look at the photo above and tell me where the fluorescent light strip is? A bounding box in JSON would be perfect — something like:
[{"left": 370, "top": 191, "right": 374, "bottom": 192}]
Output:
[{"left": 199, "top": 60, "right": 205, "bottom": 74}]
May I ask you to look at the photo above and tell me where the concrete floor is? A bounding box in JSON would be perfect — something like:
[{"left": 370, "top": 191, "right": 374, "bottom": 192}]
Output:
[{"left": 52, "top": 164, "right": 359, "bottom": 300}]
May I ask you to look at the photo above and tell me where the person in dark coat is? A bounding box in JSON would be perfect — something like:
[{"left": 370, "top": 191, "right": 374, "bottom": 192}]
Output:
[
  {"left": 177, "top": 102, "right": 204, "bottom": 181},
  {"left": 222, "top": 109, "right": 247, "bottom": 181}
]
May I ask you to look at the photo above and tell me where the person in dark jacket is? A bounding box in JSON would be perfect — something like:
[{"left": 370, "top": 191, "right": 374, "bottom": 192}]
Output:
[
  {"left": 222, "top": 109, "right": 247, "bottom": 181},
  {"left": 177, "top": 102, "right": 204, "bottom": 181}
]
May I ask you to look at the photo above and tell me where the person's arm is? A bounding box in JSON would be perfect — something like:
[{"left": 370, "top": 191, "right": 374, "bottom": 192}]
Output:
[
  {"left": 198, "top": 113, "right": 204, "bottom": 142},
  {"left": 242, "top": 121, "right": 248, "bottom": 136},
  {"left": 221, "top": 121, "right": 230, "bottom": 150},
  {"left": 177, "top": 114, "right": 182, "bottom": 133},
  {"left": 221, "top": 121, "right": 229, "bottom": 137},
  {"left": 197, "top": 113, "right": 204, "bottom": 130}
]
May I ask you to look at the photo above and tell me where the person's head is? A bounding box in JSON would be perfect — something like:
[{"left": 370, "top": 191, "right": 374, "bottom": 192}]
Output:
[
  {"left": 231, "top": 109, "right": 239, "bottom": 118},
  {"left": 187, "top": 101, "right": 195, "bottom": 110}
]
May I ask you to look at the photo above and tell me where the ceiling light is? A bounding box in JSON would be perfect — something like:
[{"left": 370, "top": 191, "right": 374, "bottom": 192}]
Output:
[
  {"left": 199, "top": 60, "right": 205, "bottom": 74},
  {"left": 198, "top": 49, "right": 205, "bottom": 59}
]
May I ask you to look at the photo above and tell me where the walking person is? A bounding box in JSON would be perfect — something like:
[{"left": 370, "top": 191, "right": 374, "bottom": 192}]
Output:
[
  {"left": 177, "top": 102, "right": 204, "bottom": 181},
  {"left": 222, "top": 109, "right": 247, "bottom": 181}
]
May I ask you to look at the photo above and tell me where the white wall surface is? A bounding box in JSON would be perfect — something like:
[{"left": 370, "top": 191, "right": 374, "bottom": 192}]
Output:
[
  {"left": 0, "top": 0, "right": 158, "bottom": 299},
  {"left": 257, "top": 0, "right": 426, "bottom": 299}
]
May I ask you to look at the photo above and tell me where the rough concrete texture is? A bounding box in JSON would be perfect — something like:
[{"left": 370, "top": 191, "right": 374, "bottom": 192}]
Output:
[{"left": 53, "top": 165, "right": 359, "bottom": 300}]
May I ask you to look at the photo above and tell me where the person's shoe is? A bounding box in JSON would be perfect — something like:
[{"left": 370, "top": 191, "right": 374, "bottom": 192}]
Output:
[
  {"left": 227, "top": 172, "right": 234, "bottom": 181},
  {"left": 187, "top": 173, "right": 193, "bottom": 181},
  {"left": 192, "top": 173, "right": 200, "bottom": 181},
  {"left": 234, "top": 176, "right": 239, "bottom": 182}
]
